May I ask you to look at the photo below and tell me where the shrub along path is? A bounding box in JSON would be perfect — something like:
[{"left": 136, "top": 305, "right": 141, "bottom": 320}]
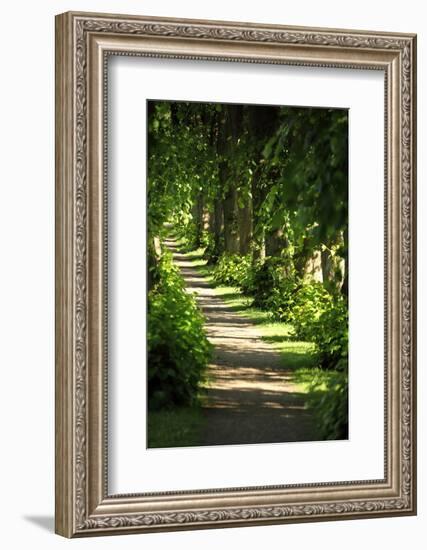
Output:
[{"left": 164, "top": 237, "right": 316, "bottom": 446}]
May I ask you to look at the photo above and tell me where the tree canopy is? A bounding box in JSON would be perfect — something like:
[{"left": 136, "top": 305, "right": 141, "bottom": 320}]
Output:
[{"left": 148, "top": 100, "right": 348, "bottom": 293}]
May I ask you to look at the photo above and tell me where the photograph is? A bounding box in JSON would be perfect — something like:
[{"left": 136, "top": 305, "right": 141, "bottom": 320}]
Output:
[
  {"left": 147, "top": 99, "right": 349, "bottom": 448},
  {"left": 53, "top": 9, "right": 416, "bottom": 537}
]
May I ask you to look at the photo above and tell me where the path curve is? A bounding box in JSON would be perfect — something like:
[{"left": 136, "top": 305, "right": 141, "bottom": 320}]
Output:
[{"left": 165, "top": 238, "right": 315, "bottom": 446}]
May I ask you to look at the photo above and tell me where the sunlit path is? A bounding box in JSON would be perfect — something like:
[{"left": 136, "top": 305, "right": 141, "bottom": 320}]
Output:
[{"left": 164, "top": 237, "right": 316, "bottom": 446}]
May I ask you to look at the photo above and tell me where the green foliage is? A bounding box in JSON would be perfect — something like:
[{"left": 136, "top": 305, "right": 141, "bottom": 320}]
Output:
[
  {"left": 304, "top": 370, "right": 348, "bottom": 440},
  {"left": 262, "top": 107, "right": 348, "bottom": 249},
  {"left": 147, "top": 251, "right": 211, "bottom": 410},
  {"left": 292, "top": 284, "right": 348, "bottom": 371},
  {"left": 249, "top": 273, "right": 348, "bottom": 372},
  {"left": 261, "top": 278, "right": 301, "bottom": 323},
  {"left": 242, "top": 258, "right": 297, "bottom": 318},
  {"left": 313, "top": 300, "right": 348, "bottom": 371},
  {"left": 211, "top": 252, "right": 348, "bottom": 373},
  {"left": 292, "top": 282, "right": 333, "bottom": 338},
  {"left": 212, "top": 253, "right": 252, "bottom": 287},
  {"left": 148, "top": 100, "right": 348, "bottom": 269},
  {"left": 211, "top": 261, "right": 348, "bottom": 441},
  {"left": 175, "top": 222, "right": 215, "bottom": 257},
  {"left": 148, "top": 101, "right": 220, "bottom": 242},
  {"left": 174, "top": 221, "right": 199, "bottom": 251},
  {"left": 147, "top": 99, "right": 349, "bottom": 440},
  {"left": 203, "top": 232, "right": 223, "bottom": 264}
]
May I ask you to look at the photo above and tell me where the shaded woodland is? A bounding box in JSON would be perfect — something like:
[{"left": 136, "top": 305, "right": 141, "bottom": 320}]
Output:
[{"left": 147, "top": 100, "right": 349, "bottom": 444}]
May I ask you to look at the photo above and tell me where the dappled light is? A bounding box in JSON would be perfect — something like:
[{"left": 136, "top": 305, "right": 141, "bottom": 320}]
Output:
[
  {"left": 147, "top": 100, "right": 349, "bottom": 448},
  {"left": 163, "top": 237, "right": 317, "bottom": 445}
]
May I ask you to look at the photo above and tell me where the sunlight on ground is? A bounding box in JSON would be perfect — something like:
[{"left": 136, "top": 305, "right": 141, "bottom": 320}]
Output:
[
  {"left": 148, "top": 238, "right": 344, "bottom": 446},
  {"left": 172, "top": 244, "right": 343, "bottom": 447},
  {"left": 177, "top": 248, "right": 321, "bottom": 394}
]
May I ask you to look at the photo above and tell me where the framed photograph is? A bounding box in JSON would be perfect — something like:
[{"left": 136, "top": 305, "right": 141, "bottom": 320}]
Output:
[{"left": 55, "top": 11, "right": 417, "bottom": 537}]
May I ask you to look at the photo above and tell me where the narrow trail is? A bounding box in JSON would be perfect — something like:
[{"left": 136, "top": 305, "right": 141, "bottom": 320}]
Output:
[{"left": 165, "top": 237, "right": 316, "bottom": 446}]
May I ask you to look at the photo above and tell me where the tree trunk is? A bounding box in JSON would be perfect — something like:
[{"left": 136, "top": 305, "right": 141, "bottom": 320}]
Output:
[
  {"left": 246, "top": 104, "right": 280, "bottom": 264},
  {"left": 341, "top": 257, "right": 348, "bottom": 297},
  {"left": 252, "top": 237, "right": 265, "bottom": 262},
  {"left": 321, "top": 248, "right": 334, "bottom": 288},
  {"left": 322, "top": 231, "right": 346, "bottom": 292},
  {"left": 295, "top": 237, "right": 314, "bottom": 279},
  {"left": 265, "top": 227, "right": 288, "bottom": 257},
  {"left": 211, "top": 197, "right": 224, "bottom": 260},
  {"left": 219, "top": 104, "right": 244, "bottom": 255},
  {"left": 192, "top": 191, "right": 204, "bottom": 246},
  {"left": 147, "top": 235, "right": 162, "bottom": 292},
  {"left": 251, "top": 170, "right": 267, "bottom": 262},
  {"left": 321, "top": 248, "right": 345, "bottom": 292},
  {"left": 202, "top": 207, "right": 210, "bottom": 232},
  {"left": 341, "top": 228, "right": 349, "bottom": 298},
  {"left": 238, "top": 193, "right": 252, "bottom": 255},
  {"left": 303, "top": 249, "right": 323, "bottom": 282},
  {"left": 223, "top": 185, "right": 239, "bottom": 253}
]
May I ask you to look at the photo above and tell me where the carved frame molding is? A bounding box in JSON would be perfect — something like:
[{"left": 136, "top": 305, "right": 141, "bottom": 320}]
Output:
[{"left": 55, "top": 11, "right": 416, "bottom": 537}]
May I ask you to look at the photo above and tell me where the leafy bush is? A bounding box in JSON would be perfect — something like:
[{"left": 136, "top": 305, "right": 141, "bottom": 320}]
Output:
[
  {"left": 198, "top": 230, "right": 212, "bottom": 250},
  {"left": 306, "top": 370, "right": 348, "bottom": 440},
  {"left": 292, "top": 282, "right": 333, "bottom": 340},
  {"left": 261, "top": 278, "right": 302, "bottom": 323},
  {"left": 239, "top": 258, "right": 301, "bottom": 324},
  {"left": 312, "top": 299, "right": 348, "bottom": 371},
  {"left": 242, "top": 259, "right": 348, "bottom": 372},
  {"left": 212, "top": 253, "right": 252, "bottom": 287},
  {"left": 148, "top": 251, "right": 211, "bottom": 410},
  {"left": 292, "top": 283, "right": 348, "bottom": 371},
  {"left": 242, "top": 257, "right": 278, "bottom": 303},
  {"left": 174, "top": 221, "right": 198, "bottom": 251},
  {"left": 210, "top": 250, "right": 348, "bottom": 373}
]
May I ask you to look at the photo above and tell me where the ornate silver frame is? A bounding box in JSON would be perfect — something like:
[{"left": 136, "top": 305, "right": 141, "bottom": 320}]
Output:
[{"left": 55, "top": 11, "right": 417, "bottom": 537}]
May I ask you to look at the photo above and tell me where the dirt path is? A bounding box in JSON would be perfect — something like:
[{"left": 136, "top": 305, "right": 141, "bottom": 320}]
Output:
[{"left": 165, "top": 237, "right": 315, "bottom": 446}]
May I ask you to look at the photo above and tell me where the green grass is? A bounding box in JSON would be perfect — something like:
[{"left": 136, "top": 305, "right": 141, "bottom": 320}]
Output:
[
  {"left": 150, "top": 242, "right": 345, "bottom": 443},
  {"left": 147, "top": 406, "right": 205, "bottom": 448},
  {"left": 189, "top": 251, "right": 325, "bottom": 390},
  {"left": 202, "top": 265, "right": 348, "bottom": 439},
  {"left": 187, "top": 249, "right": 338, "bottom": 432}
]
